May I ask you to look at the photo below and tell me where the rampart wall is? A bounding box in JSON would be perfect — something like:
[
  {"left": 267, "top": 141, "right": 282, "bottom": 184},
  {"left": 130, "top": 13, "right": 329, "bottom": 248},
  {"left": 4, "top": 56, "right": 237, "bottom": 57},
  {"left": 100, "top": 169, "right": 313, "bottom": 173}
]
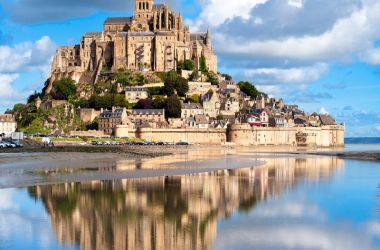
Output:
[{"left": 113, "top": 124, "right": 344, "bottom": 147}]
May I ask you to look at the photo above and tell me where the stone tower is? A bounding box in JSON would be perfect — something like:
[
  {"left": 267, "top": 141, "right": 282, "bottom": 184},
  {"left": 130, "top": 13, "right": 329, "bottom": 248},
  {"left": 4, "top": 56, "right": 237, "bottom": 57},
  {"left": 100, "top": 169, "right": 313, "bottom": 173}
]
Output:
[{"left": 135, "top": 0, "right": 154, "bottom": 18}]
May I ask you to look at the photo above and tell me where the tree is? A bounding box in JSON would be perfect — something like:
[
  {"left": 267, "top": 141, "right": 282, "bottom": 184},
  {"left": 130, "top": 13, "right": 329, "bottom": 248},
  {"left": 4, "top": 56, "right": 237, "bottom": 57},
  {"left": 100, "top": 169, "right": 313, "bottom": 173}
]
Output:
[
  {"left": 165, "top": 95, "right": 181, "bottom": 118},
  {"left": 134, "top": 98, "right": 153, "bottom": 109},
  {"left": 175, "top": 77, "right": 189, "bottom": 97},
  {"left": 86, "top": 118, "right": 99, "bottom": 130},
  {"left": 27, "top": 91, "right": 42, "bottom": 104},
  {"left": 183, "top": 60, "right": 194, "bottom": 71},
  {"left": 185, "top": 94, "right": 201, "bottom": 103},
  {"left": 206, "top": 71, "right": 219, "bottom": 85},
  {"left": 199, "top": 54, "right": 208, "bottom": 73},
  {"left": 88, "top": 94, "right": 128, "bottom": 109},
  {"left": 163, "top": 72, "right": 189, "bottom": 97},
  {"left": 237, "top": 81, "right": 260, "bottom": 99},
  {"left": 116, "top": 68, "right": 132, "bottom": 86},
  {"left": 221, "top": 73, "right": 232, "bottom": 81},
  {"left": 51, "top": 78, "right": 77, "bottom": 100},
  {"left": 152, "top": 97, "right": 166, "bottom": 109}
]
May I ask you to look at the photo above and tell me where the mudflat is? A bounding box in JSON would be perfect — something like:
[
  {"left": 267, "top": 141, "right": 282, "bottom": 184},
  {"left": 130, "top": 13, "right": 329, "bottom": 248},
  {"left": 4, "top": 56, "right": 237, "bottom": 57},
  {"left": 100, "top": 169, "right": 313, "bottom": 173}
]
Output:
[{"left": 0, "top": 145, "right": 265, "bottom": 188}]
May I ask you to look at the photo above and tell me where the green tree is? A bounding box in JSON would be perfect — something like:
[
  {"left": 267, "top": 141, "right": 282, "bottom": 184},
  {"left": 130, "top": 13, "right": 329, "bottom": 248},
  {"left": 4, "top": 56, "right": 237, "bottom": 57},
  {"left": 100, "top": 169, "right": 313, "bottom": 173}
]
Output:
[
  {"left": 206, "top": 71, "right": 219, "bottom": 85},
  {"left": 175, "top": 76, "right": 189, "bottom": 97},
  {"left": 116, "top": 68, "right": 132, "bottom": 86},
  {"left": 237, "top": 81, "right": 260, "bottom": 99},
  {"left": 221, "top": 73, "right": 232, "bottom": 81},
  {"left": 86, "top": 118, "right": 99, "bottom": 130},
  {"left": 27, "top": 91, "right": 42, "bottom": 104},
  {"left": 199, "top": 54, "right": 208, "bottom": 73},
  {"left": 183, "top": 60, "right": 194, "bottom": 71},
  {"left": 163, "top": 73, "right": 189, "bottom": 97},
  {"left": 185, "top": 94, "right": 201, "bottom": 103},
  {"left": 51, "top": 78, "right": 77, "bottom": 100},
  {"left": 165, "top": 95, "right": 181, "bottom": 118},
  {"left": 152, "top": 97, "right": 166, "bottom": 109}
]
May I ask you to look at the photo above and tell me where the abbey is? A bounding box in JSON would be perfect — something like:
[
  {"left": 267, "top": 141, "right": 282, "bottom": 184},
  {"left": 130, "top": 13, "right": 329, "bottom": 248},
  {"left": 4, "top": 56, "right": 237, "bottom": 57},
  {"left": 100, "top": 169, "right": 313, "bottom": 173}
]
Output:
[{"left": 51, "top": 0, "right": 217, "bottom": 84}]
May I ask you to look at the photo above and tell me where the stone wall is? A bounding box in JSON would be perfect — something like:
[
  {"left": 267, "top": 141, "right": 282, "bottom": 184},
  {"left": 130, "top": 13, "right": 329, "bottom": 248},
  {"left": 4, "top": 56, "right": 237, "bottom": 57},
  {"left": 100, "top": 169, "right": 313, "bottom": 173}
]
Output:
[
  {"left": 69, "top": 130, "right": 107, "bottom": 137},
  {"left": 115, "top": 126, "right": 226, "bottom": 144},
  {"left": 228, "top": 124, "right": 345, "bottom": 147}
]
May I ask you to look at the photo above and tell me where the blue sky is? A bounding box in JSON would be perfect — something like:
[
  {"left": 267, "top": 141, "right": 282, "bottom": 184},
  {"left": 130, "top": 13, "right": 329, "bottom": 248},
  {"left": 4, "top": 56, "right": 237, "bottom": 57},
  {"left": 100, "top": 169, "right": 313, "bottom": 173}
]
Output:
[{"left": 0, "top": 0, "right": 379, "bottom": 137}]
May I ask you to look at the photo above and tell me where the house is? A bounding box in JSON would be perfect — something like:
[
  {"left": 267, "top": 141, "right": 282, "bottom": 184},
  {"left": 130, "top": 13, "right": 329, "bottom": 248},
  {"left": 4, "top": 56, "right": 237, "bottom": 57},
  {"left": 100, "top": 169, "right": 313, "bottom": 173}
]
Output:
[
  {"left": 181, "top": 102, "right": 204, "bottom": 119},
  {"left": 202, "top": 92, "right": 221, "bottom": 118},
  {"left": 220, "top": 97, "right": 239, "bottom": 116},
  {"left": 260, "top": 110, "right": 269, "bottom": 127},
  {"left": 0, "top": 114, "right": 17, "bottom": 137},
  {"left": 125, "top": 87, "right": 149, "bottom": 103},
  {"left": 99, "top": 108, "right": 131, "bottom": 135},
  {"left": 186, "top": 116, "right": 197, "bottom": 128},
  {"left": 319, "top": 115, "right": 336, "bottom": 126},
  {"left": 269, "top": 115, "right": 287, "bottom": 127},
  {"left": 255, "top": 94, "right": 269, "bottom": 109},
  {"left": 129, "top": 109, "right": 167, "bottom": 128},
  {"left": 194, "top": 115, "right": 209, "bottom": 129}
]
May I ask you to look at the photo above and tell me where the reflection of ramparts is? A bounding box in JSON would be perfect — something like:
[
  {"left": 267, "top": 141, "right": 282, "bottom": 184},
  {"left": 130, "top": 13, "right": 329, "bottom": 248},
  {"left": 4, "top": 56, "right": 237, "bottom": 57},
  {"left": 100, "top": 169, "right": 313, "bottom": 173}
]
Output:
[{"left": 28, "top": 157, "right": 344, "bottom": 250}]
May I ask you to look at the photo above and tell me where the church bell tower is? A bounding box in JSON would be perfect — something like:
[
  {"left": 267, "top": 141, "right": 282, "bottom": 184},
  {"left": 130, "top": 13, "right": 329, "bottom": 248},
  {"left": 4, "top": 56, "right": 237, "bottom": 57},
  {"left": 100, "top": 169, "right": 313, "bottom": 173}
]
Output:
[{"left": 135, "top": 0, "right": 154, "bottom": 18}]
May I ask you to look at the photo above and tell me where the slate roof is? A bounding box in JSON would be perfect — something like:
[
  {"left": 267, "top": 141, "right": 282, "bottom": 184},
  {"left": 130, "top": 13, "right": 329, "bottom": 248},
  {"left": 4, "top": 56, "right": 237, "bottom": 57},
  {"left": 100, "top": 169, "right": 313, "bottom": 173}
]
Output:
[
  {"left": 100, "top": 109, "right": 125, "bottom": 119},
  {"left": 319, "top": 115, "right": 336, "bottom": 125},
  {"left": 195, "top": 115, "right": 208, "bottom": 124},
  {"left": 125, "top": 87, "right": 147, "bottom": 92},
  {"left": 132, "top": 109, "right": 164, "bottom": 115},
  {"left": 182, "top": 103, "right": 203, "bottom": 109},
  {"left": 105, "top": 17, "right": 133, "bottom": 24}
]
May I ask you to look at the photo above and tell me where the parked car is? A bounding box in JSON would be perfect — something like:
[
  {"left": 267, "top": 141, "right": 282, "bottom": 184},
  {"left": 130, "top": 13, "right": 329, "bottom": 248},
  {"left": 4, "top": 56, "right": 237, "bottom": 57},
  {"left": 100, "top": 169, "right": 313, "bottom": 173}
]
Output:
[{"left": 0, "top": 142, "right": 7, "bottom": 148}]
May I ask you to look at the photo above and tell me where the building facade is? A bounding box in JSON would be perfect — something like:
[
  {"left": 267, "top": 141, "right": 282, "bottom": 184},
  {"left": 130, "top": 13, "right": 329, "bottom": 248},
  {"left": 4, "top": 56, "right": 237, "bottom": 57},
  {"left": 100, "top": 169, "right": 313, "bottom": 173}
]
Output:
[
  {"left": 99, "top": 108, "right": 131, "bottom": 135},
  {"left": 51, "top": 0, "right": 217, "bottom": 85},
  {"left": 0, "top": 114, "right": 17, "bottom": 137},
  {"left": 125, "top": 87, "right": 149, "bottom": 103}
]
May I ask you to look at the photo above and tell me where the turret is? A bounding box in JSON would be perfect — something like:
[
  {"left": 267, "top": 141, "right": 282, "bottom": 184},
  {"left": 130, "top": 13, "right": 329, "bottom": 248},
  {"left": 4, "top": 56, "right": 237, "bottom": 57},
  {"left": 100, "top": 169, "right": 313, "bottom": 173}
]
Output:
[{"left": 206, "top": 28, "right": 212, "bottom": 49}]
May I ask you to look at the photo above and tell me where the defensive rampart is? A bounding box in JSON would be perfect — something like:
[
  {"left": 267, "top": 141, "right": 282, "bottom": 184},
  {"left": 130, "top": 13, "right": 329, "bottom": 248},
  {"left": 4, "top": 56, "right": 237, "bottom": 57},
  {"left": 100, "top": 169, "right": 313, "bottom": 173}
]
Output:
[{"left": 228, "top": 124, "right": 345, "bottom": 147}]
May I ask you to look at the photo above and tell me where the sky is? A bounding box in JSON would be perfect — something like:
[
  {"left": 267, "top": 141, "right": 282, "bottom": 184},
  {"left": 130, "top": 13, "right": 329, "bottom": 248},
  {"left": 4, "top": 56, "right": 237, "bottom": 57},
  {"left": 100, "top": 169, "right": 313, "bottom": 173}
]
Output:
[{"left": 0, "top": 0, "right": 379, "bottom": 137}]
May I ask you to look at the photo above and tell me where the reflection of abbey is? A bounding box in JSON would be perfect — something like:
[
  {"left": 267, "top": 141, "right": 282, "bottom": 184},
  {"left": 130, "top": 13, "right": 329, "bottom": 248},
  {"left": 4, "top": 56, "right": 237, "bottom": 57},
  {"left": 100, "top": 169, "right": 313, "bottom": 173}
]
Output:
[
  {"left": 51, "top": 0, "right": 217, "bottom": 83},
  {"left": 29, "top": 156, "right": 343, "bottom": 250}
]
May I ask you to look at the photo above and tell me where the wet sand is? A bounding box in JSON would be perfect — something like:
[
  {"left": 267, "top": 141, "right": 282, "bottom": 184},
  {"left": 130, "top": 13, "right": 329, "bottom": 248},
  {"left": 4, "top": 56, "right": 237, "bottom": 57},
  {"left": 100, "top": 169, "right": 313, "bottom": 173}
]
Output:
[
  {"left": 0, "top": 146, "right": 267, "bottom": 188},
  {"left": 298, "top": 151, "right": 380, "bottom": 161}
]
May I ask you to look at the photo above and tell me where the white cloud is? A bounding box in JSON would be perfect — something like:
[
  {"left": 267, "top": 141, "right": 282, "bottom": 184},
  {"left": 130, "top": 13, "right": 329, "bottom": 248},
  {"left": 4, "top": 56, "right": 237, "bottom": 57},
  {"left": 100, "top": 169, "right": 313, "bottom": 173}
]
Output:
[
  {"left": 360, "top": 47, "right": 380, "bottom": 65},
  {"left": 242, "top": 63, "right": 328, "bottom": 85},
  {"left": 376, "top": 126, "right": 380, "bottom": 132},
  {"left": 319, "top": 107, "right": 330, "bottom": 114},
  {"left": 0, "top": 74, "right": 20, "bottom": 98},
  {"left": 187, "top": 0, "right": 268, "bottom": 31},
  {"left": 0, "top": 36, "right": 56, "bottom": 76},
  {"left": 288, "top": 0, "right": 303, "bottom": 8},
  {"left": 0, "top": 36, "right": 56, "bottom": 111}
]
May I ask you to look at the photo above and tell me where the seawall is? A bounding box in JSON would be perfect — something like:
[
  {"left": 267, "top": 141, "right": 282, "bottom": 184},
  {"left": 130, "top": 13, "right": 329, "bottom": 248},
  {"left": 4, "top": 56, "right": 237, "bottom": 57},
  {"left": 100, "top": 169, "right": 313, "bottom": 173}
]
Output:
[{"left": 114, "top": 124, "right": 344, "bottom": 147}]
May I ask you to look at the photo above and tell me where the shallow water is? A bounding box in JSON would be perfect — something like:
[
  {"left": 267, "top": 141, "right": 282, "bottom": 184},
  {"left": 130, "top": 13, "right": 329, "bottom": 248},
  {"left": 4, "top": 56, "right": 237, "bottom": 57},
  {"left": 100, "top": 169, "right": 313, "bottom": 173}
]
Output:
[{"left": 1, "top": 153, "right": 380, "bottom": 250}]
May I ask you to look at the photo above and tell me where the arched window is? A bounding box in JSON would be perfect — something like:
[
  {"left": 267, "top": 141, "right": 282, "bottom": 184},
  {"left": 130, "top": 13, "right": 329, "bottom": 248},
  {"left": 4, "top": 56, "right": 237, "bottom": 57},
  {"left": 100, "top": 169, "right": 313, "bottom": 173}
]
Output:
[
  {"left": 139, "top": 2, "right": 142, "bottom": 10},
  {"left": 146, "top": 3, "right": 149, "bottom": 9}
]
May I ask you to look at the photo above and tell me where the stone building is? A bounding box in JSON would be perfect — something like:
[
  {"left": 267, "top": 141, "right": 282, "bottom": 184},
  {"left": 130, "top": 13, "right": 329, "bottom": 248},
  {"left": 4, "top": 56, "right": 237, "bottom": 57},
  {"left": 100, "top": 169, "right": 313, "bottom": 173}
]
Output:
[
  {"left": 202, "top": 92, "right": 221, "bottom": 118},
  {"left": 99, "top": 108, "right": 131, "bottom": 135},
  {"left": 0, "top": 114, "right": 17, "bottom": 137},
  {"left": 125, "top": 87, "right": 149, "bottom": 103},
  {"left": 181, "top": 102, "right": 204, "bottom": 119},
  {"left": 51, "top": 0, "right": 217, "bottom": 85},
  {"left": 129, "top": 109, "right": 166, "bottom": 128}
]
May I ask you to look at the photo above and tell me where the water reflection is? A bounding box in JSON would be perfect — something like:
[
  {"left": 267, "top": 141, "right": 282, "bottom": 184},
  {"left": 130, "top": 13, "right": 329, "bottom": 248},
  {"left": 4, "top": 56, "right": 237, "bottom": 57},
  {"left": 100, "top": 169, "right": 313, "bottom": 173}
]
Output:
[{"left": 27, "top": 157, "right": 343, "bottom": 250}]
